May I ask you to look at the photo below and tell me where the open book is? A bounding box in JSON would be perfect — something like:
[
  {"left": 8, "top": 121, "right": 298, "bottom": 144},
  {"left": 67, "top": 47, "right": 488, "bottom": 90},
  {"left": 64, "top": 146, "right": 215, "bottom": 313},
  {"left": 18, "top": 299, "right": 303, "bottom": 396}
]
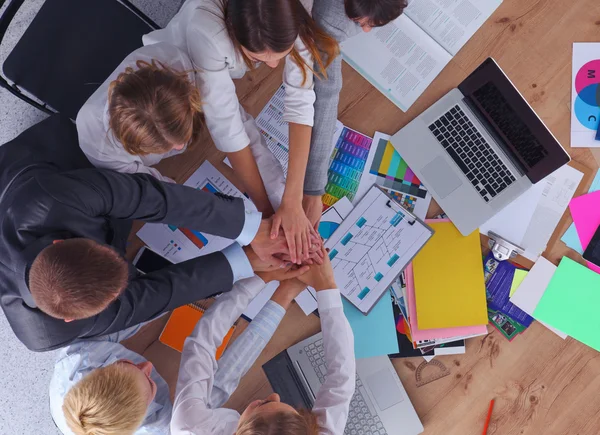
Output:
[{"left": 341, "top": 0, "right": 503, "bottom": 111}]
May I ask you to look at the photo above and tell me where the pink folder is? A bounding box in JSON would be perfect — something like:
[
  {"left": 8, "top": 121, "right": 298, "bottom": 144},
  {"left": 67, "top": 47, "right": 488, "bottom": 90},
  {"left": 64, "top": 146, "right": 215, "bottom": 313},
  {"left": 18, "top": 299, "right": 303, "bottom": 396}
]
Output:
[
  {"left": 569, "top": 190, "right": 600, "bottom": 274},
  {"left": 405, "top": 263, "right": 488, "bottom": 341}
]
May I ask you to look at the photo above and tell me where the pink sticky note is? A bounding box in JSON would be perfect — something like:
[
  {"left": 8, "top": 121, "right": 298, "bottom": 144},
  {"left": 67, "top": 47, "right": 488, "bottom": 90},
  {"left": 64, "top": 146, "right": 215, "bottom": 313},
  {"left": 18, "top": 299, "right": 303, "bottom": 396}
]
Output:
[
  {"left": 569, "top": 190, "right": 600, "bottom": 274},
  {"left": 405, "top": 264, "right": 488, "bottom": 341}
]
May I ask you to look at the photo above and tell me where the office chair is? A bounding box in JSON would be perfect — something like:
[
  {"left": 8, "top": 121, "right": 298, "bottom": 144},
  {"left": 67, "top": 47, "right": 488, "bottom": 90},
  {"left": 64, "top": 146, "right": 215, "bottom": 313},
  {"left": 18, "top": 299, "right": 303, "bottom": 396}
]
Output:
[{"left": 0, "top": 0, "right": 159, "bottom": 119}]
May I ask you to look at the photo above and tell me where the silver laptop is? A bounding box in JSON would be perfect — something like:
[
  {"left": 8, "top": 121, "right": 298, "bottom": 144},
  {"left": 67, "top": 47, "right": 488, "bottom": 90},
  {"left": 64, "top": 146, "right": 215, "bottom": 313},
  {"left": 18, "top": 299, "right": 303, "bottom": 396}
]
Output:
[
  {"left": 390, "top": 58, "right": 570, "bottom": 236},
  {"left": 263, "top": 332, "right": 424, "bottom": 435}
]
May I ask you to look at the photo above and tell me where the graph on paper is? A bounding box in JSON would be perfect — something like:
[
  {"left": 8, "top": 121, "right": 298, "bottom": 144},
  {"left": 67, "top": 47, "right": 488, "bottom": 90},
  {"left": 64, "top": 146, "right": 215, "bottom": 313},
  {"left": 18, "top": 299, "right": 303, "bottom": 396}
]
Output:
[
  {"left": 256, "top": 85, "right": 290, "bottom": 176},
  {"left": 137, "top": 161, "right": 256, "bottom": 263},
  {"left": 325, "top": 186, "right": 433, "bottom": 313}
]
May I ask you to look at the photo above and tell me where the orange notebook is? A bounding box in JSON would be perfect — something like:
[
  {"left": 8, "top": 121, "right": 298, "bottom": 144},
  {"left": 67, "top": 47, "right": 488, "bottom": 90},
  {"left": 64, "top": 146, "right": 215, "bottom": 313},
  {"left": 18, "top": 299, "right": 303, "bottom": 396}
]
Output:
[{"left": 159, "top": 302, "right": 235, "bottom": 359}]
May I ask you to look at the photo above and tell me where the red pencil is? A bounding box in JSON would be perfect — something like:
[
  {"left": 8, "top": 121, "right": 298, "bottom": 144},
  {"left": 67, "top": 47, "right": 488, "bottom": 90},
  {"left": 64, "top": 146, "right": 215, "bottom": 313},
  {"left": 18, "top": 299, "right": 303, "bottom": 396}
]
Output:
[{"left": 482, "top": 399, "right": 495, "bottom": 435}]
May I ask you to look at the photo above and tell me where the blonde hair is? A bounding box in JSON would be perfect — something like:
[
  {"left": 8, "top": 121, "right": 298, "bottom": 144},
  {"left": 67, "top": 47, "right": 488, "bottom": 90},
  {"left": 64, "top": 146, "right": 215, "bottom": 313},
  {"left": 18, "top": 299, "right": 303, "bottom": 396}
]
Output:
[
  {"left": 62, "top": 363, "right": 148, "bottom": 435},
  {"left": 108, "top": 59, "right": 204, "bottom": 156},
  {"left": 236, "top": 409, "right": 319, "bottom": 435}
]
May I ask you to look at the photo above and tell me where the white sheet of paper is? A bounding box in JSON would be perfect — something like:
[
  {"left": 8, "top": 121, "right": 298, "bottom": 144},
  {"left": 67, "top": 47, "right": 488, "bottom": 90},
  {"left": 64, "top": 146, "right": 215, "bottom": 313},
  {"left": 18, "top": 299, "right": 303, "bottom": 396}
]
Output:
[
  {"left": 509, "top": 257, "right": 567, "bottom": 339},
  {"left": 570, "top": 43, "right": 600, "bottom": 148},
  {"left": 480, "top": 165, "right": 583, "bottom": 261}
]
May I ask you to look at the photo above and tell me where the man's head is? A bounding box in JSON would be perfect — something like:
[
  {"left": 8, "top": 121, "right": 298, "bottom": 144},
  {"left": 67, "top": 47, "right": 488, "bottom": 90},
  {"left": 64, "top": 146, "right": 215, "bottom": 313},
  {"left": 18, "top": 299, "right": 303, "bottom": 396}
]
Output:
[
  {"left": 29, "top": 239, "right": 129, "bottom": 321},
  {"left": 344, "top": 0, "right": 408, "bottom": 32},
  {"left": 62, "top": 360, "right": 157, "bottom": 435}
]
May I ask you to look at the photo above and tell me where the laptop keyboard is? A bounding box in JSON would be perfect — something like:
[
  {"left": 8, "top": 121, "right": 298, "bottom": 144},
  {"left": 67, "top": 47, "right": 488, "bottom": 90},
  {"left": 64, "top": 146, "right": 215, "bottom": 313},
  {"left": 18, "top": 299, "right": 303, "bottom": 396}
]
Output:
[
  {"left": 304, "top": 341, "right": 388, "bottom": 435},
  {"left": 428, "top": 105, "right": 516, "bottom": 203}
]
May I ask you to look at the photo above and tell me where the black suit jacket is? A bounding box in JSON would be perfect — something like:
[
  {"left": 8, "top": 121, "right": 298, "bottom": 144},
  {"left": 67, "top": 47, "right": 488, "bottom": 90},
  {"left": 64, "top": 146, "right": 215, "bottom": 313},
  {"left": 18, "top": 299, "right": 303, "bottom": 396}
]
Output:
[{"left": 0, "top": 116, "right": 247, "bottom": 351}]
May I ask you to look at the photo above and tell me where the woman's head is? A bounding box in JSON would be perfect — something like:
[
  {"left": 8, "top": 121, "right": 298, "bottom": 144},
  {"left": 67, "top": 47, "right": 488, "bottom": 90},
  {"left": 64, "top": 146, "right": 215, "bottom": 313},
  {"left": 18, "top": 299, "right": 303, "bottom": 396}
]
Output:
[
  {"left": 108, "top": 59, "right": 203, "bottom": 156},
  {"left": 223, "top": 0, "right": 339, "bottom": 82},
  {"left": 236, "top": 393, "right": 318, "bottom": 435},
  {"left": 62, "top": 360, "right": 157, "bottom": 435},
  {"left": 345, "top": 0, "right": 408, "bottom": 32}
]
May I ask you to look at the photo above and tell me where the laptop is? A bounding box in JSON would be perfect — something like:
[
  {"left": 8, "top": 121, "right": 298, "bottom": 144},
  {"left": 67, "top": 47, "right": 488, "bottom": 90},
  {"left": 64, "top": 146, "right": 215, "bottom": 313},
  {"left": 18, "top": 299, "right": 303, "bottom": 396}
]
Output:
[
  {"left": 390, "top": 58, "right": 570, "bottom": 236},
  {"left": 263, "top": 332, "right": 424, "bottom": 435}
]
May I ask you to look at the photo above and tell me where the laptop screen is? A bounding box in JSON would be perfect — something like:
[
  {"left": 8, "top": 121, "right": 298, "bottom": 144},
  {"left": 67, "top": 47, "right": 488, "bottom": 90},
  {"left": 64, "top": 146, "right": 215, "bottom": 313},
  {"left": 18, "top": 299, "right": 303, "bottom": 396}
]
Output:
[{"left": 459, "top": 58, "right": 569, "bottom": 183}]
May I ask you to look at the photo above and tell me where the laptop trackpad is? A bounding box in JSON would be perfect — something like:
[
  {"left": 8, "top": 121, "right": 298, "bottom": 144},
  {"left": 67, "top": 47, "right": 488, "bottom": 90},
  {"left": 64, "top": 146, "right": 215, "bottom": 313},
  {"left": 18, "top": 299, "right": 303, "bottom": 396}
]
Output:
[
  {"left": 366, "top": 369, "right": 403, "bottom": 411},
  {"left": 421, "top": 157, "right": 462, "bottom": 199}
]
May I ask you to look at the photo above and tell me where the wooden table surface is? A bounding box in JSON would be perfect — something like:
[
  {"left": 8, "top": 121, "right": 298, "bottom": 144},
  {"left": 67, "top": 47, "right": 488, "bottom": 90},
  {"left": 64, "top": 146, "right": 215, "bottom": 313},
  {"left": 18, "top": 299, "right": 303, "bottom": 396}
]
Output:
[{"left": 123, "top": 1, "right": 600, "bottom": 433}]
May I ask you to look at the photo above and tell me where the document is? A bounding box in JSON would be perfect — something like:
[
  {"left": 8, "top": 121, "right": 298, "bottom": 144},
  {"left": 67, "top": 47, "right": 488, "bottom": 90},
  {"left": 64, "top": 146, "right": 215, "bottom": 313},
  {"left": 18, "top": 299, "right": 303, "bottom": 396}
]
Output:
[
  {"left": 480, "top": 164, "right": 583, "bottom": 261},
  {"left": 570, "top": 43, "right": 600, "bottom": 148},
  {"left": 341, "top": 0, "right": 503, "bottom": 111},
  {"left": 325, "top": 186, "right": 434, "bottom": 313}
]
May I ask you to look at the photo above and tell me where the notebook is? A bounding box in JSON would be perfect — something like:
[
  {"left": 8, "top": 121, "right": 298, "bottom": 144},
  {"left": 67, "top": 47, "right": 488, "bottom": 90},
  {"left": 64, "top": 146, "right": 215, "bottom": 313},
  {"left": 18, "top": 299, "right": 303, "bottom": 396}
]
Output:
[
  {"left": 160, "top": 302, "right": 235, "bottom": 357},
  {"left": 412, "top": 219, "right": 488, "bottom": 329},
  {"left": 341, "top": 0, "right": 503, "bottom": 111}
]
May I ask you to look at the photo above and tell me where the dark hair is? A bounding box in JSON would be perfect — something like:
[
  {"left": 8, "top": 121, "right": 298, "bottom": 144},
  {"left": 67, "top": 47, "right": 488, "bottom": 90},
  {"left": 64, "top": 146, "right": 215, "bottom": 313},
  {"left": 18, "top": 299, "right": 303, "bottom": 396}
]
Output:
[
  {"left": 29, "top": 239, "right": 129, "bottom": 320},
  {"left": 222, "top": 0, "right": 339, "bottom": 84},
  {"left": 344, "top": 0, "right": 408, "bottom": 27},
  {"left": 108, "top": 59, "right": 204, "bottom": 156}
]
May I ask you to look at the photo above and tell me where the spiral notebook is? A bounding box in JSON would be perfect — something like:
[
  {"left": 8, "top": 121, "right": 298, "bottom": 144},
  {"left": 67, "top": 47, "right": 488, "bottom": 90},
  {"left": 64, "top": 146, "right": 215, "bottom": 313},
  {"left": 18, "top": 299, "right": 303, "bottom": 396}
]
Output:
[{"left": 160, "top": 301, "right": 236, "bottom": 357}]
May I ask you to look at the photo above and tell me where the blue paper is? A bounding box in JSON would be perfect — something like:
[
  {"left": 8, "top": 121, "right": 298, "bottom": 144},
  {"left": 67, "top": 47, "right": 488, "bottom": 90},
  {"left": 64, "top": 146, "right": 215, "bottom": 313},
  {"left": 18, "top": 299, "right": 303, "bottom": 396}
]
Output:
[
  {"left": 562, "top": 170, "right": 600, "bottom": 253},
  {"left": 483, "top": 253, "right": 534, "bottom": 327},
  {"left": 343, "top": 289, "right": 399, "bottom": 359}
]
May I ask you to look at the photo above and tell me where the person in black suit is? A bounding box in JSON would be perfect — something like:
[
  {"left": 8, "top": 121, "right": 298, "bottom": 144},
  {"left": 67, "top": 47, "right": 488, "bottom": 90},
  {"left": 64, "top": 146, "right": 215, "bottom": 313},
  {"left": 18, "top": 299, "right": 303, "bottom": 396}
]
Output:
[{"left": 0, "top": 116, "right": 308, "bottom": 352}]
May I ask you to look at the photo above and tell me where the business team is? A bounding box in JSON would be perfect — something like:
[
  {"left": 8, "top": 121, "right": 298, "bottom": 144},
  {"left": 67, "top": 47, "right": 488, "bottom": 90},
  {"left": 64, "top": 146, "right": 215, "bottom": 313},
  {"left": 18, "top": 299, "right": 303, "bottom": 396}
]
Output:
[{"left": 0, "top": 0, "right": 407, "bottom": 434}]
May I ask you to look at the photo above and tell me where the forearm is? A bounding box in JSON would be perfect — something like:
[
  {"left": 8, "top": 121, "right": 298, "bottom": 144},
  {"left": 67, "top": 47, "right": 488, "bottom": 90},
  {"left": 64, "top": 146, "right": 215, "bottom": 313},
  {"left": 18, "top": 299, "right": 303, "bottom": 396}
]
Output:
[
  {"left": 228, "top": 147, "right": 274, "bottom": 214},
  {"left": 209, "top": 300, "right": 285, "bottom": 408},
  {"left": 284, "top": 123, "right": 312, "bottom": 204}
]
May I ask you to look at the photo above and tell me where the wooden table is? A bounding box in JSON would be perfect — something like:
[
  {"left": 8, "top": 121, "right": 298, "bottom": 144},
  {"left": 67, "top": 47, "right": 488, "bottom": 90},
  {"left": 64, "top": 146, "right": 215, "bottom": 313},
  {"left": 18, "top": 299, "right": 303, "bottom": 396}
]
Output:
[{"left": 124, "top": 1, "right": 600, "bottom": 433}]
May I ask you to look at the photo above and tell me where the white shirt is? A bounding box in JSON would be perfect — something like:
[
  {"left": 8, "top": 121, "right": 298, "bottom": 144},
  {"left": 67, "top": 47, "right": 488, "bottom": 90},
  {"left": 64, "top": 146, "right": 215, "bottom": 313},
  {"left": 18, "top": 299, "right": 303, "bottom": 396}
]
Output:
[
  {"left": 76, "top": 42, "right": 195, "bottom": 182},
  {"left": 49, "top": 324, "right": 172, "bottom": 435},
  {"left": 170, "top": 282, "right": 356, "bottom": 435},
  {"left": 143, "top": 0, "right": 316, "bottom": 153}
]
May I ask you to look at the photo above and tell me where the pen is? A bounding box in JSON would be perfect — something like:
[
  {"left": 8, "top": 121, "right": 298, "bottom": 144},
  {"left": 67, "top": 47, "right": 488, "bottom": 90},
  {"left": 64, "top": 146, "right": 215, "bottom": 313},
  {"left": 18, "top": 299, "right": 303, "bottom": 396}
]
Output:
[{"left": 482, "top": 399, "right": 495, "bottom": 435}]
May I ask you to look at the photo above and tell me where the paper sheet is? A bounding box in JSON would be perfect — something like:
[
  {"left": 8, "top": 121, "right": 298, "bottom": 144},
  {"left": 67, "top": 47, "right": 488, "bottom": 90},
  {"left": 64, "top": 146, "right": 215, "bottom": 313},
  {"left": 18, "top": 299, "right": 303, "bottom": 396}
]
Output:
[
  {"left": 405, "top": 264, "right": 488, "bottom": 341},
  {"left": 509, "top": 270, "right": 528, "bottom": 298},
  {"left": 509, "top": 257, "right": 567, "bottom": 339},
  {"left": 137, "top": 161, "right": 256, "bottom": 263},
  {"left": 343, "top": 291, "right": 399, "bottom": 359},
  {"left": 570, "top": 43, "right": 600, "bottom": 148},
  {"left": 569, "top": 190, "right": 600, "bottom": 274},
  {"left": 255, "top": 85, "right": 290, "bottom": 175},
  {"left": 534, "top": 258, "right": 600, "bottom": 350},
  {"left": 561, "top": 169, "right": 600, "bottom": 253},
  {"left": 355, "top": 132, "right": 433, "bottom": 219},
  {"left": 326, "top": 187, "right": 433, "bottom": 313},
  {"left": 480, "top": 165, "right": 583, "bottom": 261}
]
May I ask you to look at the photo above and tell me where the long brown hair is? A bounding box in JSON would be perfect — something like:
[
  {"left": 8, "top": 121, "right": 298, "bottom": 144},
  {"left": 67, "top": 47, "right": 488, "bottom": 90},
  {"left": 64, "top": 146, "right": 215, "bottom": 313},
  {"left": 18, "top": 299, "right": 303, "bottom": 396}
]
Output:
[
  {"left": 108, "top": 59, "right": 204, "bottom": 156},
  {"left": 222, "top": 0, "right": 339, "bottom": 84},
  {"left": 235, "top": 409, "right": 318, "bottom": 435}
]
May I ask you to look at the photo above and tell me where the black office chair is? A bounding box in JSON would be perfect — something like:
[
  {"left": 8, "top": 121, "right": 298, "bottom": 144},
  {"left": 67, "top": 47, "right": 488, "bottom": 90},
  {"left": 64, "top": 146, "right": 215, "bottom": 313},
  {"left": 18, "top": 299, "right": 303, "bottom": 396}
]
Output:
[{"left": 0, "top": 0, "right": 160, "bottom": 119}]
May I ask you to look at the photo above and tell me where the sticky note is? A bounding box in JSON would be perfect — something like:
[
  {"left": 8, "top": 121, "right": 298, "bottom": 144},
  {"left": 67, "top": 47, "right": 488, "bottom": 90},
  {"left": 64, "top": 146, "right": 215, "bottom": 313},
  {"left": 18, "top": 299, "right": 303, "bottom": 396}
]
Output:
[
  {"left": 509, "top": 269, "right": 528, "bottom": 297},
  {"left": 534, "top": 257, "right": 600, "bottom": 351},
  {"left": 569, "top": 190, "right": 600, "bottom": 274},
  {"left": 413, "top": 220, "right": 488, "bottom": 329}
]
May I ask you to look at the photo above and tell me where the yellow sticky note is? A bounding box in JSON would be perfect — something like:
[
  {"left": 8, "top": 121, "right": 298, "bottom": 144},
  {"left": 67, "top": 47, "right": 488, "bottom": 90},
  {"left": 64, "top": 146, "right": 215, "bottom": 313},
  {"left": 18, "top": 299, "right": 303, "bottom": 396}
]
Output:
[
  {"left": 509, "top": 269, "right": 528, "bottom": 297},
  {"left": 413, "top": 221, "right": 488, "bottom": 329}
]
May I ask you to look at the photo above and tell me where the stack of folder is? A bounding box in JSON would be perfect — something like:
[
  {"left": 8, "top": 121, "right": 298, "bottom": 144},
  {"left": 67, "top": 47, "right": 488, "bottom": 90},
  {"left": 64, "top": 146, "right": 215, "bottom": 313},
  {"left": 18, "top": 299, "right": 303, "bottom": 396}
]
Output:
[{"left": 390, "top": 219, "right": 489, "bottom": 358}]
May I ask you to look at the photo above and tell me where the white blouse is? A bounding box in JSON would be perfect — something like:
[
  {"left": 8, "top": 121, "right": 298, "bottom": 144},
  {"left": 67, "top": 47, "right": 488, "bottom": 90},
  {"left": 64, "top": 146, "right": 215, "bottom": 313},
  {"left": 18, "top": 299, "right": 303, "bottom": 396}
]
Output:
[
  {"left": 143, "top": 0, "right": 316, "bottom": 153},
  {"left": 76, "top": 42, "right": 194, "bottom": 182}
]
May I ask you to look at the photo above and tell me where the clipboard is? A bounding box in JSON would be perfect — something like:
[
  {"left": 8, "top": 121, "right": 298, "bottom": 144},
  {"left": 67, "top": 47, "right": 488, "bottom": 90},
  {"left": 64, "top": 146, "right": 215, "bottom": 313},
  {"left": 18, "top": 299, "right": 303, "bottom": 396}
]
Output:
[{"left": 324, "top": 185, "right": 434, "bottom": 314}]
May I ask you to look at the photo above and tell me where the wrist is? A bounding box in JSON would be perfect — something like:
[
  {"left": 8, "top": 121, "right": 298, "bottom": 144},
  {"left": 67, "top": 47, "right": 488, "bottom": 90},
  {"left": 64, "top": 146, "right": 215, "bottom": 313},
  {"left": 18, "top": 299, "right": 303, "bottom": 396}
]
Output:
[
  {"left": 313, "top": 279, "right": 337, "bottom": 292},
  {"left": 270, "top": 291, "right": 294, "bottom": 310}
]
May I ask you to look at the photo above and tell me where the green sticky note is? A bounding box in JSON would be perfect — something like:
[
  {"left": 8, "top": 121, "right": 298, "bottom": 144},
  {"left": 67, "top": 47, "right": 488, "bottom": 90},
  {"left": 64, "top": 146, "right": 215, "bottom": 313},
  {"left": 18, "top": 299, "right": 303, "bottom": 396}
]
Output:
[
  {"left": 509, "top": 269, "right": 528, "bottom": 297},
  {"left": 533, "top": 257, "right": 600, "bottom": 351}
]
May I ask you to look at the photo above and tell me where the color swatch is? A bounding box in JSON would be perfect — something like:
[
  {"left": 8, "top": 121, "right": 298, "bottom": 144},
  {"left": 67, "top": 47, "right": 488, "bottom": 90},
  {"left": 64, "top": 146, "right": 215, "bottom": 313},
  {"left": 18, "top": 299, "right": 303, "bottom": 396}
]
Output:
[
  {"left": 369, "top": 137, "right": 428, "bottom": 199},
  {"left": 323, "top": 127, "right": 373, "bottom": 207}
]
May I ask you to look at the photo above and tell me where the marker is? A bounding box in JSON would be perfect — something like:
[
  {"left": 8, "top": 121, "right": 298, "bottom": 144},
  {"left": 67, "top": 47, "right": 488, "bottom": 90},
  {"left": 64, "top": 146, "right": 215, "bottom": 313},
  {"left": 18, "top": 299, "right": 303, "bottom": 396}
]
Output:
[{"left": 482, "top": 399, "right": 495, "bottom": 435}]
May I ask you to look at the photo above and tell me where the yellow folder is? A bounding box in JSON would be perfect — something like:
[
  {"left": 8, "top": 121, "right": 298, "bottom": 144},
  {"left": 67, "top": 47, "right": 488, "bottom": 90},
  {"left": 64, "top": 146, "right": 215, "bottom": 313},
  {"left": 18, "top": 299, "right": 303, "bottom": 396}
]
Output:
[{"left": 413, "top": 220, "right": 488, "bottom": 329}]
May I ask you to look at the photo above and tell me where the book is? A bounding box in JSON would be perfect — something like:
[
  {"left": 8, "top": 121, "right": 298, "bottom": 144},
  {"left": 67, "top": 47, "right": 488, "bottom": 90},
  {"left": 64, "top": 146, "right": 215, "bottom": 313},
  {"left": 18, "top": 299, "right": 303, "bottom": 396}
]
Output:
[
  {"left": 341, "top": 0, "right": 503, "bottom": 111},
  {"left": 160, "top": 302, "right": 235, "bottom": 356}
]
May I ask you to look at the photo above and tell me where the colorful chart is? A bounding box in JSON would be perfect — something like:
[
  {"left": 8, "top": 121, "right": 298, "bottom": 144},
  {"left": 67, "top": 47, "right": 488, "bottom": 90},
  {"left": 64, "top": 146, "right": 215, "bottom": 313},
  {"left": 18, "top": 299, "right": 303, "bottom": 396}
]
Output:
[
  {"left": 369, "top": 137, "right": 428, "bottom": 199},
  {"left": 574, "top": 59, "right": 600, "bottom": 131},
  {"left": 323, "top": 127, "right": 373, "bottom": 207}
]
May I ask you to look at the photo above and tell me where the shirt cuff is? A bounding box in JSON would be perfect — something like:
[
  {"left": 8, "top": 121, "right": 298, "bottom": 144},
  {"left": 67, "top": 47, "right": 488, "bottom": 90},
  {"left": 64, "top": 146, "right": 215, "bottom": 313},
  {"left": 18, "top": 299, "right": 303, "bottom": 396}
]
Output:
[
  {"left": 222, "top": 243, "right": 254, "bottom": 283},
  {"left": 235, "top": 209, "right": 262, "bottom": 246},
  {"left": 316, "top": 289, "right": 342, "bottom": 310},
  {"left": 251, "top": 300, "right": 286, "bottom": 341}
]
